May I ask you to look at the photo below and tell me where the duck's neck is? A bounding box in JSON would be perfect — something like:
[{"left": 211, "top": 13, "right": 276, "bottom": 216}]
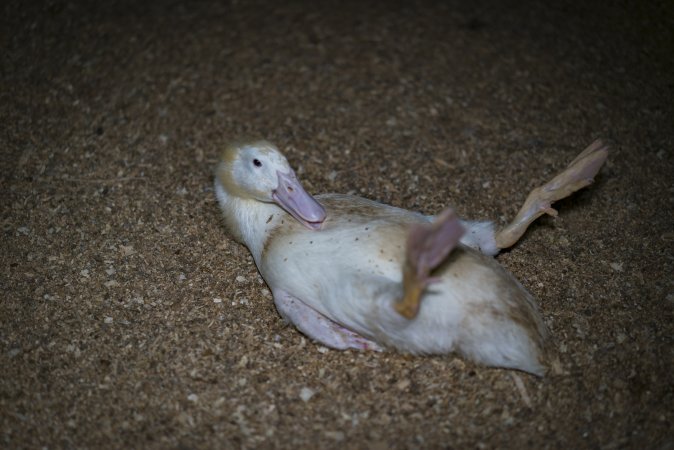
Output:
[{"left": 214, "top": 181, "right": 280, "bottom": 263}]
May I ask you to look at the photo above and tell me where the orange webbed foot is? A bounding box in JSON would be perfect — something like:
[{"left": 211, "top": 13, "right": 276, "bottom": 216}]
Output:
[{"left": 395, "top": 209, "right": 465, "bottom": 319}]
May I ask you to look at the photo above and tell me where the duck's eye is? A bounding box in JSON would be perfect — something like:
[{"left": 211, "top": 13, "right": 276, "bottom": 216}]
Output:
[{"left": 253, "top": 159, "right": 262, "bottom": 167}]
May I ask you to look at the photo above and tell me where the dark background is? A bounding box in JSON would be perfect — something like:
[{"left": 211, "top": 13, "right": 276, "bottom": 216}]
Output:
[{"left": 2, "top": 0, "right": 672, "bottom": 448}]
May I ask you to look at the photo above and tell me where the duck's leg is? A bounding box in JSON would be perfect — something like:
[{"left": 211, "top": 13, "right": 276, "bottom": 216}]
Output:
[
  {"left": 395, "top": 209, "right": 465, "bottom": 319},
  {"left": 273, "top": 289, "right": 383, "bottom": 351},
  {"left": 495, "top": 139, "right": 609, "bottom": 249}
]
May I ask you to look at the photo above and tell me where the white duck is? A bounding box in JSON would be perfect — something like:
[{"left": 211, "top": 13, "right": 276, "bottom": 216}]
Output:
[{"left": 214, "top": 139, "right": 608, "bottom": 375}]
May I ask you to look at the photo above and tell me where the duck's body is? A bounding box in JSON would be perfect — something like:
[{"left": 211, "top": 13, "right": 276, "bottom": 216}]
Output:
[
  {"left": 214, "top": 140, "right": 608, "bottom": 376},
  {"left": 259, "top": 194, "right": 544, "bottom": 372}
]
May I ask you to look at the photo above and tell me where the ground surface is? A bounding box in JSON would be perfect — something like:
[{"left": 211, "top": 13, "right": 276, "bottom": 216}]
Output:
[{"left": 2, "top": 0, "right": 673, "bottom": 448}]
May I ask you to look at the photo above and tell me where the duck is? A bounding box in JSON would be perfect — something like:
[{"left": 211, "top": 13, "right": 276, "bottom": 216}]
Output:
[{"left": 214, "top": 139, "right": 608, "bottom": 375}]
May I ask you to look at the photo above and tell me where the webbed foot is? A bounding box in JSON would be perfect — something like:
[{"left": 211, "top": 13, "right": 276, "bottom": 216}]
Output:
[
  {"left": 495, "top": 139, "right": 609, "bottom": 249},
  {"left": 395, "top": 208, "right": 465, "bottom": 319}
]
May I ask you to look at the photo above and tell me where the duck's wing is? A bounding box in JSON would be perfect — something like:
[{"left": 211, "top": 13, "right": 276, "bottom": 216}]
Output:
[
  {"left": 422, "top": 214, "right": 499, "bottom": 256},
  {"left": 458, "top": 220, "right": 499, "bottom": 256},
  {"left": 319, "top": 194, "right": 498, "bottom": 256},
  {"left": 273, "top": 288, "right": 383, "bottom": 351}
]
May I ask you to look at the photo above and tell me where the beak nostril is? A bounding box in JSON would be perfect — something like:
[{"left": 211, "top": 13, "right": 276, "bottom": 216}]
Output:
[{"left": 287, "top": 186, "right": 294, "bottom": 192}]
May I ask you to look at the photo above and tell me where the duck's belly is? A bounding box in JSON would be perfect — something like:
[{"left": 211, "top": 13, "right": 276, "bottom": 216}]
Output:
[
  {"left": 260, "top": 218, "right": 531, "bottom": 349},
  {"left": 257, "top": 194, "right": 539, "bottom": 353},
  {"left": 258, "top": 195, "right": 423, "bottom": 326},
  {"left": 261, "top": 219, "right": 407, "bottom": 317}
]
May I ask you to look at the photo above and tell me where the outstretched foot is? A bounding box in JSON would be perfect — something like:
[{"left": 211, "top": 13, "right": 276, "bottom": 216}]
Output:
[
  {"left": 395, "top": 209, "right": 465, "bottom": 319},
  {"left": 495, "top": 139, "right": 609, "bottom": 249}
]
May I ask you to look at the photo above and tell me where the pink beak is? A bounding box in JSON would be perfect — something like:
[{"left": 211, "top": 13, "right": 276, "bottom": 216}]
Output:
[{"left": 272, "top": 170, "right": 326, "bottom": 230}]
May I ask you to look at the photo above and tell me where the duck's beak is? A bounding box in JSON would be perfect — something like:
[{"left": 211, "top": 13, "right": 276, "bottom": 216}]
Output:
[{"left": 272, "top": 170, "right": 326, "bottom": 230}]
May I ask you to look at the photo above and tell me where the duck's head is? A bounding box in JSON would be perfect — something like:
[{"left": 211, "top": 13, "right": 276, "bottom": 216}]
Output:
[{"left": 215, "top": 140, "right": 326, "bottom": 230}]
